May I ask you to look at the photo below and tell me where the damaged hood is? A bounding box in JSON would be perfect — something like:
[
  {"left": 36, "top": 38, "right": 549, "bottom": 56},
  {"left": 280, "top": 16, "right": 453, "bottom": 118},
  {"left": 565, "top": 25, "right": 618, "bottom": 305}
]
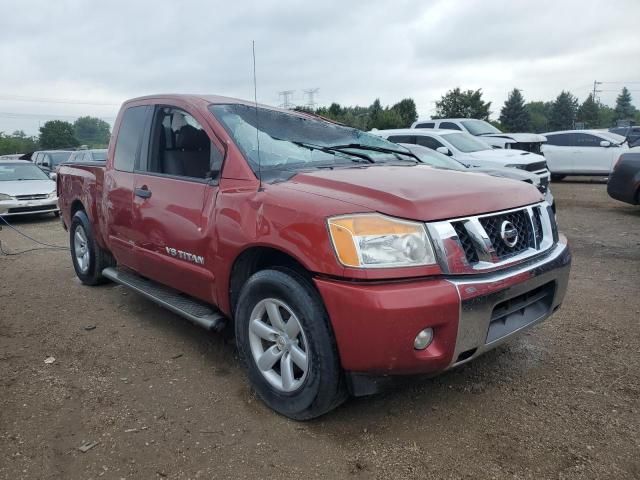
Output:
[{"left": 281, "top": 165, "right": 542, "bottom": 222}]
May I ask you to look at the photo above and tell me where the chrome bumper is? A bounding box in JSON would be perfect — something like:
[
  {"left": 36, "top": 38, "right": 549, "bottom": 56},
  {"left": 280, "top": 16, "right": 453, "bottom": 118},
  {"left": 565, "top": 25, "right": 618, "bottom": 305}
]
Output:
[
  {"left": 446, "top": 235, "right": 571, "bottom": 368},
  {"left": 0, "top": 198, "right": 59, "bottom": 216}
]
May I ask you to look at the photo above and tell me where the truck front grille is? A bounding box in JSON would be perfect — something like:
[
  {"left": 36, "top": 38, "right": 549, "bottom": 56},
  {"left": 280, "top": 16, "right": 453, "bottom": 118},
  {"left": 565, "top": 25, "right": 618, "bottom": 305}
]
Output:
[
  {"left": 479, "top": 210, "right": 533, "bottom": 259},
  {"left": 510, "top": 142, "right": 543, "bottom": 155},
  {"left": 427, "top": 202, "right": 556, "bottom": 274}
]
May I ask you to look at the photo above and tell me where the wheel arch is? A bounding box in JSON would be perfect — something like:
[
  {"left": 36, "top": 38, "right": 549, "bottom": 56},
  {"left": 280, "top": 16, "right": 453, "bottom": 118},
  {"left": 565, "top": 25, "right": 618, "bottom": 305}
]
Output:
[{"left": 227, "top": 246, "right": 314, "bottom": 318}]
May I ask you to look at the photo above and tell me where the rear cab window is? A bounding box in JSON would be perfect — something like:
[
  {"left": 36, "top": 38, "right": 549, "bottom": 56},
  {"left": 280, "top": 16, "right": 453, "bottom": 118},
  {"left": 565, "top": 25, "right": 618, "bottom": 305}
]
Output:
[
  {"left": 415, "top": 122, "right": 435, "bottom": 129},
  {"left": 114, "top": 106, "right": 149, "bottom": 172}
]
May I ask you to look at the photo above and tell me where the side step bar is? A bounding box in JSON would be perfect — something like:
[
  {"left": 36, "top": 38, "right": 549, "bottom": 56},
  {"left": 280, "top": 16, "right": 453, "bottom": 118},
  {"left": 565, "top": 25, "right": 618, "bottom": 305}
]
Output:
[{"left": 102, "top": 267, "right": 226, "bottom": 332}]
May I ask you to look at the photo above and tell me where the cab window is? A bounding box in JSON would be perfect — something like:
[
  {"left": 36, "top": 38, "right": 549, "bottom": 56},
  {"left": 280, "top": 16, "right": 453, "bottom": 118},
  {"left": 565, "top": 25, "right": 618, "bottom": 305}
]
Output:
[{"left": 144, "top": 107, "right": 223, "bottom": 182}]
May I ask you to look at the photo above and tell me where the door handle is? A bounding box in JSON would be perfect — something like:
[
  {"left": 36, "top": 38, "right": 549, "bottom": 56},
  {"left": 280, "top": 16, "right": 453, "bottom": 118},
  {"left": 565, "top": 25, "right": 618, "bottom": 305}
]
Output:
[{"left": 135, "top": 186, "right": 152, "bottom": 199}]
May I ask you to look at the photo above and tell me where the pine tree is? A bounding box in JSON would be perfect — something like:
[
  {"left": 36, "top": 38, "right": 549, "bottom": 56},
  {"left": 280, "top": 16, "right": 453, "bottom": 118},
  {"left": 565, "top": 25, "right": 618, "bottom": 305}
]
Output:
[
  {"left": 499, "top": 89, "right": 530, "bottom": 132},
  {"left": 548, "top": 91, "right": 578, "bottom": 130},
  {"left": 577, "top": 94, "right": 600, "bottom": 128},
  {"left": 614, "top": 87, "right": 636, "bottom": 121}
]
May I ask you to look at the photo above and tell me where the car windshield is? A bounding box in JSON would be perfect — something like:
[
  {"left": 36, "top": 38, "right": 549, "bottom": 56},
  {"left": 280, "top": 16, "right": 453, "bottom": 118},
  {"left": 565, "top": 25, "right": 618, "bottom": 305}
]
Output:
[
  {"left": 460, "top": 119, "right": 501, "bottom": 136},
  {"left": 48, "top": 152, "right": 72, "bottom": 165},
  {"left": 400, "top": 144, "right": 466, "bottom": 170},
  {"left": 209, "top": 104, "right": 414, "bottom": 171},
  {"left": 443, "top": 132, "right": 492, "bottom": 153},
  {"left": 91, "top": 150, "right": 107, "bottom": 161},
  {"left": 0, "top": 163, "right": 50, "bottom": 181}
]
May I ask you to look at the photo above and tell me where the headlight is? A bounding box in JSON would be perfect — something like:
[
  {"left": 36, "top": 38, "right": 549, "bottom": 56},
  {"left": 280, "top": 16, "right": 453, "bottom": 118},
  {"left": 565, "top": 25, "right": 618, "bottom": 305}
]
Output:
[
  {"left": 0, "top": 193, "right": 14, "bottom": 201},
  {"left": 504, "top": 164, "right": 527, "bottom": 170},
  {"left": 48, "top": 190, "right": 57, "bottom": 199},
  {"left": 327, "top": 213, "right": 436, "bottom": 268}
]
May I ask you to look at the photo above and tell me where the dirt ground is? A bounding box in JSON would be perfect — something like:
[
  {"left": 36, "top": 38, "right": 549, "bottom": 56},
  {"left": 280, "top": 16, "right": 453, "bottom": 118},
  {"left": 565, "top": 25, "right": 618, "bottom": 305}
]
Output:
[{"left": 1, "top": 180, "right": 639, "bottom": 480}]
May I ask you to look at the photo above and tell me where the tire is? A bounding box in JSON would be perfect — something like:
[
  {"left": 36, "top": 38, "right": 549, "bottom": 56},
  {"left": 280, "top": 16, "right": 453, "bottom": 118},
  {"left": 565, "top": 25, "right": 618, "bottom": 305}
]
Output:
[
  {"left": 53, "top": 211, "right": 60, "bottom": 218},
  {"left": 69, "top": 210, "right": 112, "bottom": 285},
  {"left": 551, "top": 174, "right": 566, "bottom": 182},
  {"left": 235, "top": 268, "right": 346, "bottom": 420}
]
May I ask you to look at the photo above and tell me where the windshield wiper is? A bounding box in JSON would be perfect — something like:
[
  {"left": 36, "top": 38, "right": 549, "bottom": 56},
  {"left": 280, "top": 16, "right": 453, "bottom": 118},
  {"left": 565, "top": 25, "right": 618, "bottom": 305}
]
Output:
[
  {"left": 287, "top": 140, "right": 375, "bottom": 164},
  {"left": 328, "top": 144, "right": 420, "bottom": 162}
]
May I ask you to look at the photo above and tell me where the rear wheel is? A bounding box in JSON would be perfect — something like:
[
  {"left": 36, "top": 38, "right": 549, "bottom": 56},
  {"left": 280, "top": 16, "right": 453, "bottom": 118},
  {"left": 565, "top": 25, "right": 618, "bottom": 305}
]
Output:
[
  {"left": 70, "top": 210, "right": 112, "bottom": 285},
  {"left": 235, "top": 269, "right": 346, "bottom": 420}
]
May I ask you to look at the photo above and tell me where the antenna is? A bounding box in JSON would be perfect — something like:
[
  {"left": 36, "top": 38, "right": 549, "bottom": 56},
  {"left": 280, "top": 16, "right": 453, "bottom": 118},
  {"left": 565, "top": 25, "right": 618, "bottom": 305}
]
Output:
[{"left": 252, "top": 40, "right": 262, "bottom": 189}]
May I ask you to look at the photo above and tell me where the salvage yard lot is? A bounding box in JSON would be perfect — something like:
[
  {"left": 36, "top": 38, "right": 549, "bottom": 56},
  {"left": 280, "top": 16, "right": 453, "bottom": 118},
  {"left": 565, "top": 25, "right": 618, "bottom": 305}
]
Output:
[{"left": 1, "top": 181, "right": 639, "bottom": 479}]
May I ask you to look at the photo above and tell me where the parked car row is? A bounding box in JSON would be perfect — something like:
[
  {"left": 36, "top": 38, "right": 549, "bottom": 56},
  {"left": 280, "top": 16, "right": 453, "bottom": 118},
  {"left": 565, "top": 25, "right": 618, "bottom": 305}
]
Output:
[
  {"left": 411, "top": 116, "right": 635, "bottom": 179},
  {"left": 0, "top": 149, "right": 107, "bottom": 218}
]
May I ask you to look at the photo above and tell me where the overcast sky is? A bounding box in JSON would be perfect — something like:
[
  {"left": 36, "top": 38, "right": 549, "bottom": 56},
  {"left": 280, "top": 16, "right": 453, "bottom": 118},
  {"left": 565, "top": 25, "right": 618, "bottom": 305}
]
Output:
[{"left": 1, "top": 0, "right": 639, "bottom": 135}]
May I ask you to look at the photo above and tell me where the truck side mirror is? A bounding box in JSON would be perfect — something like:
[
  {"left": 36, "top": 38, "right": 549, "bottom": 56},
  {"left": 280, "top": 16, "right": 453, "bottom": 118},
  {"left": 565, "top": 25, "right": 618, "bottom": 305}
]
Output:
[
  {"left": 42, "top": 161, "right": 50, "bottom": 168},
  {"left": 436, "top": 146, "right": 452, "bottom": 156},
  {"left": 599, "top": 140, "right": 611, "bottom": 148}
]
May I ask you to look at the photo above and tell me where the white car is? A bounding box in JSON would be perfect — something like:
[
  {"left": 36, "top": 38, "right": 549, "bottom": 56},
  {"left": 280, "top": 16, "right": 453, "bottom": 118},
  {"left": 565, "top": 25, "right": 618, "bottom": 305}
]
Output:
[
  {"left": 541, "top": 130, "right": 629, "bottom": 180},
  {"left": 0, "top": 160, "right": 59, "bottom": 217},
  {"left": 372, "top": 128, "right": 551, "bottom": 187},
  {"left": 411, "top": 118, "right": 547, "bottom": 153}
]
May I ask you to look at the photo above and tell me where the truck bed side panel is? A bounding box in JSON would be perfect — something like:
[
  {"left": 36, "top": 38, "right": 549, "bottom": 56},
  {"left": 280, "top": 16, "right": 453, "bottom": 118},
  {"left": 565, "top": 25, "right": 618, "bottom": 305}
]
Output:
[{"left": 58, "top": 164, "right": 108, "bottom": 249}]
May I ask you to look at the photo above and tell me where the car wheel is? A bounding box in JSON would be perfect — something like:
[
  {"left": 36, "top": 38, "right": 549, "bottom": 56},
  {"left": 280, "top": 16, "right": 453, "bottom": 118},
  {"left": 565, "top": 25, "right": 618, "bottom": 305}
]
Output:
[
  {"left": 551, "top": 174, "right": 566, "bottom": 182},
  {"left": 53, "top": 211, "right": 60, "bottom": 218},
  {"left": 235, "top": 268, "right": 346, "bottom": 420},
  {"left": 70, "top": 210, "right": 112, "bottom": 285}
]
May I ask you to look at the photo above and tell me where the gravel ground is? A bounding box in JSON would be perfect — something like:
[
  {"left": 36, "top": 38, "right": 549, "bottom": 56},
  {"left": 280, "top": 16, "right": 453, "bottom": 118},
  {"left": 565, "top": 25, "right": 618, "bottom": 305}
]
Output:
[{"left": 1, "top": 180, "right": 639, "bottom": 479}]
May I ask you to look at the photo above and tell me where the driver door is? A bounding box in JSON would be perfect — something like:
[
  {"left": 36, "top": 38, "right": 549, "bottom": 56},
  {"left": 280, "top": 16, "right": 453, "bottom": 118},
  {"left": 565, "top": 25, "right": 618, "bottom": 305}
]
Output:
[{"left": 129, "top": 105, "right": 225, "bottom": 304}]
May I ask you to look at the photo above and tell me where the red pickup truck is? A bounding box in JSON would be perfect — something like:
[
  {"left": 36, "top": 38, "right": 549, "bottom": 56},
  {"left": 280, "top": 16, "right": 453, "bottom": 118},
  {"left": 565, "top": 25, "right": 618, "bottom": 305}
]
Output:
[{"left": 58, "top": 94, "right": 571, "bottom": 419}]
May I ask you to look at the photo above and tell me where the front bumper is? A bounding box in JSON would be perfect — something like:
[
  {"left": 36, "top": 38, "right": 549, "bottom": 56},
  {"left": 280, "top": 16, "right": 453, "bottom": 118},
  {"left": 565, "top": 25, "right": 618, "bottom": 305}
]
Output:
[
  {"left": 315, "top": 236, "right": 571, "bottom": 379},
  {"left": 0, "top": 197, "right": 59, "bottom": 216}
]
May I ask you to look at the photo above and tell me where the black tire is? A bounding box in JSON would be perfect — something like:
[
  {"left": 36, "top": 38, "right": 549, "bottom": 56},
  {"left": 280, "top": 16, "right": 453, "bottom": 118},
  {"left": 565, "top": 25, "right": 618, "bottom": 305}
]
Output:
[
  {"left": 235, "top": 268, "right": 346, "bottom": 420},
  {"left": 53, "top": 211, "right": 60, "bottom": 218},
  {"left": 551, "top": 174, "right": 566, "bottom": 182},
  {"left": 69, "top": 210, "right": 112, "bottom": 285}
]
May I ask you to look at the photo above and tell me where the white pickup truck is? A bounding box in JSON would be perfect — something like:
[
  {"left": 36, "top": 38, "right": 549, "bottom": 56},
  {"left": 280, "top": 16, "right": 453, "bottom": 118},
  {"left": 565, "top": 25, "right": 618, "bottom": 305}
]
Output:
[{"left": 412, "top": 118, "right": 547, "bottom": 154}]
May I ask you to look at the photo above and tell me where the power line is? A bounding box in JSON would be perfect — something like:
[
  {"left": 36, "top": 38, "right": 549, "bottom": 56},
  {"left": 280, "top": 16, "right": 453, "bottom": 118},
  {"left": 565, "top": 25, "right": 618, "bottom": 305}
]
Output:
[
  {"left": 277, "top": 90, "right": 295, "bottom": 109},
  {"left": 303, "top": 88, "right": 319, "bottom": 109},
  {"left": 0, "top": 111, "right": 115, "bottom": 121}
]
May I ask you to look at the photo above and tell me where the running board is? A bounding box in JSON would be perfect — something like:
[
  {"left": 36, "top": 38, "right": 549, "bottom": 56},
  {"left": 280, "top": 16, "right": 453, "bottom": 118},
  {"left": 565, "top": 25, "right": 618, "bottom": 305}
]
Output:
[{"left": 102, "top": 267, "right": 225, "bottom": 332}]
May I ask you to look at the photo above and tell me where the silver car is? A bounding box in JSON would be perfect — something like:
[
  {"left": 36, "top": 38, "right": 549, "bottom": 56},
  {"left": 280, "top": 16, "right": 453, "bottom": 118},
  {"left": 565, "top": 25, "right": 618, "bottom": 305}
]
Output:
[{"left": 0, "top": 160, "right": 59, "bottom": 217}]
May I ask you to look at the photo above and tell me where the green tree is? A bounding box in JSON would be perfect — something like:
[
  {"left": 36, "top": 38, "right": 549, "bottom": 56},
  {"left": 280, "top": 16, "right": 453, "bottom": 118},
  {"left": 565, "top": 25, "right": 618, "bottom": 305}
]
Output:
[
  {"left": 577, "top": 94, "right": 600, "bottom": 128},
  {"left": 598, "top": 105, "right": 616, "bottom": 129},
  {"left": 39, "top": 120, "right": 79, "bottom": 149},
  {"left": 499, "top": 88, "right": 530, "bottom": 132},
  {"left": 434, "top": 88, "right": 491, "bottom": 120},
  {"left": 614, "top": 87, "right": 636, "bottom": 122},
  {"left": 525, "top": 101, "right": 553, "bottom": 133},
  {"left": 390, "top": 98, "right": 418, "bottom": 127},
  {"left": 73, "top": 116, "right": 111, "bottom": 147},
  {"left": 0, "top": 131, "right": 39, "bottom": 155},
  {"left": 548, "top": 91, "right": 578, "bottom": 130}
]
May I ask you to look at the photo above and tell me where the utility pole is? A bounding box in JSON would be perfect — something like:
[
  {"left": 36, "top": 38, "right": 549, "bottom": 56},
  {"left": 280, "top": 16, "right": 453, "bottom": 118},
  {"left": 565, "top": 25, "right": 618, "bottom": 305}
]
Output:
[
  {"left": 277, "top": 90, "right": 295, "bottom": 109},
  {"left": 592, "top": 81, "right": 602, "bottom": 102},
  {"left": 303, "top": 88, "right": 319, "bottom": 109}
]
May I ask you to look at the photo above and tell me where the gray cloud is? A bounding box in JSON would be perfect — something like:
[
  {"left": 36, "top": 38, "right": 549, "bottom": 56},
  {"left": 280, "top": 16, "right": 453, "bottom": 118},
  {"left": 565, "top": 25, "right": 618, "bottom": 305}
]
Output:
[{"left": 1, "top": 0, "right": 639, "bottom": 135}]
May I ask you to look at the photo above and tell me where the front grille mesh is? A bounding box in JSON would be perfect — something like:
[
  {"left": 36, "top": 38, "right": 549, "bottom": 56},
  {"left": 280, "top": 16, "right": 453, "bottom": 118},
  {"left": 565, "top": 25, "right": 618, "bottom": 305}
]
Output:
[
  {"left": 479, "top": 210, "right": 533, "bottom": 259},
  {"left": 453, "top": 222, "right": 479, "bottom": 264}
]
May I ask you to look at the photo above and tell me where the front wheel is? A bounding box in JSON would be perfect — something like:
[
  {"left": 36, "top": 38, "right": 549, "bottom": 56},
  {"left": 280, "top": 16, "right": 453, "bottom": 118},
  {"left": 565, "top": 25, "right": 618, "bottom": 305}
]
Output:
[
  {"left": 235, "top": 269, "right": 346, "bottom": 420},
  {"left": 551, "top": 174, "right": 566, "bottom": 182}
]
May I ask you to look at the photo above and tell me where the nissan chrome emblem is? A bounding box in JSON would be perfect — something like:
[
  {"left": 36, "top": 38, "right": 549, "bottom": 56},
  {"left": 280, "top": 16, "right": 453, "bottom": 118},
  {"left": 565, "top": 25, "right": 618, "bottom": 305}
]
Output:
[{"left": 500, "top": 220, "right": 519, "bottom": 248}]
